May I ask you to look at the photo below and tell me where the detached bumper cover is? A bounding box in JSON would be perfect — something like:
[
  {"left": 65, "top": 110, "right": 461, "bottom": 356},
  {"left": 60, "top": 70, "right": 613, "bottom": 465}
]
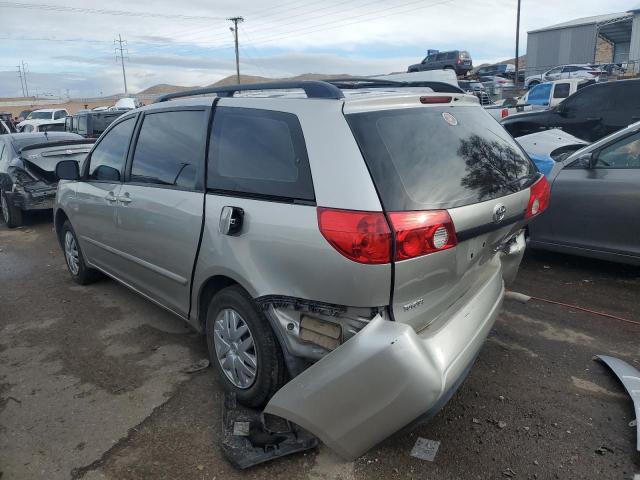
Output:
[{"left": 264, "top": 268, "right": 504, "bottom": 460}]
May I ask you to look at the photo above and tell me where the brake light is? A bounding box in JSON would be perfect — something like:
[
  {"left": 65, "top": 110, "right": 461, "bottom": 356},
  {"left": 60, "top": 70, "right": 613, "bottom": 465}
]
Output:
[
  {"left": 420, "top": 96, "right": 452, "bottom": 104},
  {"left": 501, "top": 108, "right": 509, "bottom": 118},
  {"left": 388, "top": 210, "right": 457, "bottom": 260},
  {"left": 525, "top": 176, "right": 551, "bottom": 218},
  {"left": 317, "top": 208, "right": 392, "bottom": 264}
]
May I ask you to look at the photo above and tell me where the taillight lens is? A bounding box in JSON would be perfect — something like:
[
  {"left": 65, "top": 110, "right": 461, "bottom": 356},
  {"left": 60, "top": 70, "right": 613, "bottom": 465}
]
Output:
[
  {"left": 420, "top": 96, "right": 452, "bottom": 104},
  {"left": 388, "top": 210, "right": 457, "bottom": 261},
  {"left": 317, "top": 208, "right": 392, "bottom": 264},
  {"left": 501, "top": 108, "right": 509, "bottom": 118},
  {"left": 525, "top": 175, "right": 551, "bottom": 218}
]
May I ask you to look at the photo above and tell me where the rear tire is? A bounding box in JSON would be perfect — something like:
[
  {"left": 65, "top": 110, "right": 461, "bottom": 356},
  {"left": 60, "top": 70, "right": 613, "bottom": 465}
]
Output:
[
  {"left": 1, "top": 190, "right": 23, "bottom": 228},
  {"left": 206, "top": 286, "right": 286, "bottom": 408},
  {"left": 61, "top": 220, "right": 102, "bottom": 285}
]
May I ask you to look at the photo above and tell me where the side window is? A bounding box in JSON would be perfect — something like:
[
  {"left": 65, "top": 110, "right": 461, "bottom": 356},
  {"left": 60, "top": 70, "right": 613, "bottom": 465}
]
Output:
[
  {"left": 528, "top": 84, "right": 551, "bottom": 104},
  {"left": 595, "top": 132, "right": 640, "bottom": 169},
  {"left": 88, "top": 117, "right": 135, "bottom": 181},
  {"left": 547, "top": 67, "right": 562, "bottom": 75},
  {"left": 436, "top": 53, "right": 446, "bottom": 61},
  {"left": 446, "top": 52, "right": 456, "bottom": 60},
  {"left": 208, "top": 107, "right": 314, "bottom": 201},
  {"left": 54, "top": 110, "right": 65, "bottom": 120},
  {"left": 564, "top": 87, "right": 612, "bottom": 112},
  {"left": 130, "top": 110, "right": 204, "bottom": 190},
  {"left": 77, "top": 116, "right": 88, "bottom": 136},
  {"left": 553, "top": 83, "right": 571, "bottom": 98}
]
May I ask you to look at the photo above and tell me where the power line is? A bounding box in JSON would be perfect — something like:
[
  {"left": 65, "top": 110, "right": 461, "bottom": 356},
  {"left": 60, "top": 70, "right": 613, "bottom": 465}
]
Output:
[
  {"left": 0, "top": 1, "right": 226, "bottom": 21},
  {"left": 115, "top": 34, "right": 129, "bottom": 95}
]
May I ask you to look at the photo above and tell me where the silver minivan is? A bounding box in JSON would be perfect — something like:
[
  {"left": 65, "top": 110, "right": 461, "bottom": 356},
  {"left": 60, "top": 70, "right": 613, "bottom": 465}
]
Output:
[{"left": 53, "top": 80, "right": 549, "bottom": 459}]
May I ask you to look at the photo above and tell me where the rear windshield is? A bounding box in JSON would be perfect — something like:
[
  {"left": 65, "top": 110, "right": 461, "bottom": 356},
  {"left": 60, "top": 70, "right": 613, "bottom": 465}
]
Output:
[{"left": 346, "top": 106, "right": 536, "bottom": 211}]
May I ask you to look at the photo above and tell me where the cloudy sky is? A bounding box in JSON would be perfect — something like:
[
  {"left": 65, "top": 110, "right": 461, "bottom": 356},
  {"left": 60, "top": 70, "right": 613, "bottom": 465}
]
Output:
[{"left": 0, "top": 0, "right": 635, "bottom": 97}]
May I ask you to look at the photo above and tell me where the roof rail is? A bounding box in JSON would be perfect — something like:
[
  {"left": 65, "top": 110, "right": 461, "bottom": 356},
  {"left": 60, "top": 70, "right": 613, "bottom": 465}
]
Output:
[
  {"left": 324, "top": 77, "right": 464, "bottom": 94},
  {"left": 156, "top": 80, "right": 345, "bottom": 102}
]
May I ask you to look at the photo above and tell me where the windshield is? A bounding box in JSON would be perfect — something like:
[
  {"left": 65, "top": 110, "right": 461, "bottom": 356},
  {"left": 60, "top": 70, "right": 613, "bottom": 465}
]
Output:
[
  {"left": 346, "top": 106, "right": 537, "bottom": 211},
  {"left": 26, "top": 111, "right": 53, "bottom": 120}
]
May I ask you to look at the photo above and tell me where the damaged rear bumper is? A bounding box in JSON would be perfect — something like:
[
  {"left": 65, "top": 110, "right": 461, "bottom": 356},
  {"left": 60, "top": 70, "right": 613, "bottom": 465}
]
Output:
[
  {"left": 264, "top": 267, "right": 504, "bottom": 460},
  {"left": 7, "top": 183, "right": 57, "bottom": 211}
]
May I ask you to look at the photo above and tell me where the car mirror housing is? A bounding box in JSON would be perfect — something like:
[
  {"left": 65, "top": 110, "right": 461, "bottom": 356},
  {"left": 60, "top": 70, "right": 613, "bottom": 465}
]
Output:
[
  {"left": 573, "top": 152, "right": 593, "bottom": 169},
  {"left": 55, "top": 160, "right": 80, "bottom": 181}
]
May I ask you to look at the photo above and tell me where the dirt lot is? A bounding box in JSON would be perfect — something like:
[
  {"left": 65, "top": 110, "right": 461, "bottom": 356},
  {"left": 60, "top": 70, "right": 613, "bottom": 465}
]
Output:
[{"left": 1, "top": 213, "right": 639, "bottom": 480}]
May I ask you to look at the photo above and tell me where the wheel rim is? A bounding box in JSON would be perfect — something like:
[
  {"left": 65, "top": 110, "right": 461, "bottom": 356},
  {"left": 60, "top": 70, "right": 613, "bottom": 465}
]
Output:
[
  {"left": 1, "top": 194, "right": 9, "bottom": 224},
  {"left": 213, "top": 308, "right": 257, "bottom": 389},
  {"left": 64, "top": 231, "right": 80, "bottom": 275}
]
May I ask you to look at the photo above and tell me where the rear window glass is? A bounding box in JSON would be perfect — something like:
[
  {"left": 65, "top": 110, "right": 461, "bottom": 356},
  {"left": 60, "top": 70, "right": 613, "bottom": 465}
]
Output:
[
  {"left": 208, "top": 107, "right": 314, "bottom": 201},
  {"left": 346, "top": 106, "right": 536, "bottom": 211},
  {"left": 553, "top": 83, "right": 571, "bottom": 98}
]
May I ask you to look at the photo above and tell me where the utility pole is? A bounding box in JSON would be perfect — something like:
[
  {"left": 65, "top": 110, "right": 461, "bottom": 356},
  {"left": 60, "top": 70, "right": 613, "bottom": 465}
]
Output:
[
  {"left": 16, "top": 65, "right": 25, "bottom": 97},
  {"left": 114, "top": 34, "right": 129, "bottom": 95},
  {"left": 21, "top": 61, "right": 30, "bottom": 97},
  {"left": 228, "top": 16, "right": 244, "bottom": 84},
  {"left": 515, "top": 0, "right": 521, "bottom": 88}
]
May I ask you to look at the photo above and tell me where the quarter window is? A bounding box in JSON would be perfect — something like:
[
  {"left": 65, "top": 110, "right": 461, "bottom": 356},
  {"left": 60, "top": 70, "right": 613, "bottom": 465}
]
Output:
[
  {"left": 208, "top": 107, "right": 314, "bottom": 201},
  {"left": 553, "top": 83, "right": 570, "bottom": 98},
  {"left": 595, "top": 132, "right": 640, "bottom": 169},
  {"left": 130, "top": 110, "right": 204, "bottom": 189},
  {"left": 88, "top": 117, "right": 135, "bottom": 181}
]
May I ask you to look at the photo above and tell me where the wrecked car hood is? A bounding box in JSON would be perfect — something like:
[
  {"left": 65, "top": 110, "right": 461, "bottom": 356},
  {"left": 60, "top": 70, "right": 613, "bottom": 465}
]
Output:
[{"left": 19, "top": 141, "right": 94, "bottom": 173}]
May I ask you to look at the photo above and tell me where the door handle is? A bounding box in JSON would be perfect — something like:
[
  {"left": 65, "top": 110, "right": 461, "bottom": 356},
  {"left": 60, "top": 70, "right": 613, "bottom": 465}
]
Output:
[
  {"left": 105, "top": 192, "right": 117, "bottom": 203},
  {"left": 118, "top": 192, "right": 132, "bottom": 204},
  {"left": 219, "top": 206, "right": 244, "bottom": 236}
]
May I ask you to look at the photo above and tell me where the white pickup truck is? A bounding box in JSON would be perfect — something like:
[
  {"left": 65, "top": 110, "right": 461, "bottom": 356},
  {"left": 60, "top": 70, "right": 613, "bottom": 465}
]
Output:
[{"left": 518, "top": 78, "right": 594, "bottom": 111}]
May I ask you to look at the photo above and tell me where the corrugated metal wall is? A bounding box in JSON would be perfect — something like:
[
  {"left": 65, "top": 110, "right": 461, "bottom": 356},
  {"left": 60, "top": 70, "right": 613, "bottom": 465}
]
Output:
[{"left": 526, "top": 24, "right": 598, "bottom": 76}]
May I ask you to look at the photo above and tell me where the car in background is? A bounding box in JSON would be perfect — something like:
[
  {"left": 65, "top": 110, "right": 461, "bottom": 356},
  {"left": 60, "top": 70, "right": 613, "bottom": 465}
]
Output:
[
  {"left": 516, "top": 129, "right": 587, "bottom": 176},
  {"left": 408, "top": 50, "right": 473, "bottom": 76},
  {"left": 527, "top": 121, "right": 640, "bottom": 265},
  {"left": 476, "top": 63, "right": 515, "bottom": 78},
  {"left": 19, "top": 122, "right": 67, "bottom": 133},
  {"left": 524, "top": 64, "right": 603, "bottom": 88},
  {"left": 520, "top": 79, "right": 594, "bottom": 111},
  {"left": 18, "top": 109, "right": 34, "bottom": 122},
  {"left": 501, "top": 79, "right": 640, "bottom": 142},
  {"left": 0, "top": 132, "right": 89, "bottom": 227},
  {"left": 458, "top": 80, "right": 491, "bottom": 105},
  {"left": 17, "top": 108, "right": 69, "bottom": 132},
  {"left": 65, "top": 110, "right": 123, "bottom": 138}
]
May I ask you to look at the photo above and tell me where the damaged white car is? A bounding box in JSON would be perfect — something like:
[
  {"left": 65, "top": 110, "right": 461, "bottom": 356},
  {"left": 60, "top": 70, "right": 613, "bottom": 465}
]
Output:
[{"left": 53, "top": 80, "right": 549, "bottom": 460}]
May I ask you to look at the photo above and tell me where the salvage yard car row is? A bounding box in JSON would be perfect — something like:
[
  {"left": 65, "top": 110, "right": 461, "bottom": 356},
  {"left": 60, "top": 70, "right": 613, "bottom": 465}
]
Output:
[{"left": 1, "top": 74, "right": 638, "bottom": 466}]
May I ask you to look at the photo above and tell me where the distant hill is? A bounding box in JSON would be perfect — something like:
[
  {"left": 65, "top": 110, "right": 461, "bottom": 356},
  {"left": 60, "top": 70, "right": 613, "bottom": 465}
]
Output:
[{"left": 137, "top": 84, "right": 194, "bottom": 95}]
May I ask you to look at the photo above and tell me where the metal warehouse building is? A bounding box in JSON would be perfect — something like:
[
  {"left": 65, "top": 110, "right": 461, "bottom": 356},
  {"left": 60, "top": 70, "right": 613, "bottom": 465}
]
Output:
[{"left": 526, "top": 8, "right": 640, "bottom": 76}]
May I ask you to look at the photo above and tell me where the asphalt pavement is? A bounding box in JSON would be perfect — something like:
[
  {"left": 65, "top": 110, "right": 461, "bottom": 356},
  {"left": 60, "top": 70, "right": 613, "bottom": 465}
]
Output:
[{"left": 1, "top": 213, "right": 639, "bottom": 479}]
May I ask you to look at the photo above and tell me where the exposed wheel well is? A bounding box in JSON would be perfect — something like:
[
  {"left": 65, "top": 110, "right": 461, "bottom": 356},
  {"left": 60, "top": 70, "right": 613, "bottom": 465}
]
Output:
[
  {"left": 54, "top": 209, "right": 69, "bottom": 248},
  {"left": 198, "top": 275, "right": 240, "bottom": 330}
]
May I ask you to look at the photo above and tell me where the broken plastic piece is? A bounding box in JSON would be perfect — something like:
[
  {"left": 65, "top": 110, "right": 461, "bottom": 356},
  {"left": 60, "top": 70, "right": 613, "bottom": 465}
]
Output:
[
  {"left": 221, "top": 393, "right": 318, "bottom": 469},
  {"left": 596, "top": 355, "right": 640, "bottom": 451},
  {"left": 409, "top": 437, "right": 440, "bottom": 461}
]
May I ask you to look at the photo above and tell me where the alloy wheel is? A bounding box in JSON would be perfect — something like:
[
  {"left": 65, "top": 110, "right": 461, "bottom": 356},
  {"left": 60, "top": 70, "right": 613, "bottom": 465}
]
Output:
[
  {"left": 64, "top": 231, "right": 80, "bottom": 275},
  {"left": 213, "top": 308, "right": 257, "bottom": 389}
]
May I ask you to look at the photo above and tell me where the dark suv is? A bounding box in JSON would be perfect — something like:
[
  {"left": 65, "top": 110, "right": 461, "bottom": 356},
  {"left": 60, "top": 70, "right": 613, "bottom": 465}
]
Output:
[
  {"left": 408, "top": 50, "right": 472, "bottom": 76},
  {"left": 65, "top": 110, "right": 123, "bottom": 138},
  {"left": 502, "top": 79, "right": 640, "bottom": 142}
]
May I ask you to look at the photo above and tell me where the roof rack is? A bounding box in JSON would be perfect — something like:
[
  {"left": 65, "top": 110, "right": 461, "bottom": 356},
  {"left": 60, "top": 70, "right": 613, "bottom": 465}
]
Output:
[
  {"left": 156, "top": 80, "right": 345, "bottom": 102},
  {"left": 155, "top": 78, "right": 465, "bottom": 103},
  {"left": 323, "top": 77, "right": 464, "bottom": 94}
]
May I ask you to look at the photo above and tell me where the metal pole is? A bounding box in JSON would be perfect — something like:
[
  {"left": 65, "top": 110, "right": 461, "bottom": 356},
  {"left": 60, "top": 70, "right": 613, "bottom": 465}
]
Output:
[
  {"left": 515, "top": 0, "right": 521, "bottom": 88},
  {"left": 22, "top": 61, "right": 29, "bottom": 97},
  {"left": 16, "top": 65, "right": 25, "bottom": 97},
  {"left": 117, "top": 34, "right": 128, "bottom": 95},
  {"left": 228, "top": 17, "right": 244, "bottom": 84}
]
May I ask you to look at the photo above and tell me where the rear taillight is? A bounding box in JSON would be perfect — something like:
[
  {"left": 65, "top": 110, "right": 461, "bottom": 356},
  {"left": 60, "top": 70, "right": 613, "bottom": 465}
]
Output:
[
  {"left": 317, "top": 208, "right": 392, "bottom": 264},
  {"left": 388, "top": 210, "right": 457, "bottom": 260},
  {"left": 501, "top": 108, "right": 509, "bottom": 118},
  {"left": 589, "top": 71, "right": 601, "bottom": 76},
  {"left": 318, "top": 208, "right": 458, "bottom": 263},
  {"left": 525, "top": 175, "right": 551, "bottom": 218}
]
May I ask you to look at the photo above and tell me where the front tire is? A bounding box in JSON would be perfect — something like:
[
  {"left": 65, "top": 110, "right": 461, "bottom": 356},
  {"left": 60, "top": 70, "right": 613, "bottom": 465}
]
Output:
[
  {"left": 61, "top": 220, "right": 101, "bottom": 285},
  {"left": 206, "top": 286, "right": 286, "bottom": 408},
  {"left": 1, "top": 190, "right": 23, "bottom": 228}
]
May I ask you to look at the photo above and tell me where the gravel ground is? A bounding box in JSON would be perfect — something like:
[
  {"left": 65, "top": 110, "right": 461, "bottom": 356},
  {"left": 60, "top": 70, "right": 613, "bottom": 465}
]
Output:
[{"left": 1, "top": 213, "right": 639, "bottom": 479}]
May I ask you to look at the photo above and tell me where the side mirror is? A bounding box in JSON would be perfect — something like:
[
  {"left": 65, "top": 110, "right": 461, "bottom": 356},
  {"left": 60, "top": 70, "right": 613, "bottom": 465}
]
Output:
[
  {"left": 572, "top": 152, "right": 593, "bottom": 169},
  {"left": 55, "top": 160, "right": 80, "bottom": 181}
]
